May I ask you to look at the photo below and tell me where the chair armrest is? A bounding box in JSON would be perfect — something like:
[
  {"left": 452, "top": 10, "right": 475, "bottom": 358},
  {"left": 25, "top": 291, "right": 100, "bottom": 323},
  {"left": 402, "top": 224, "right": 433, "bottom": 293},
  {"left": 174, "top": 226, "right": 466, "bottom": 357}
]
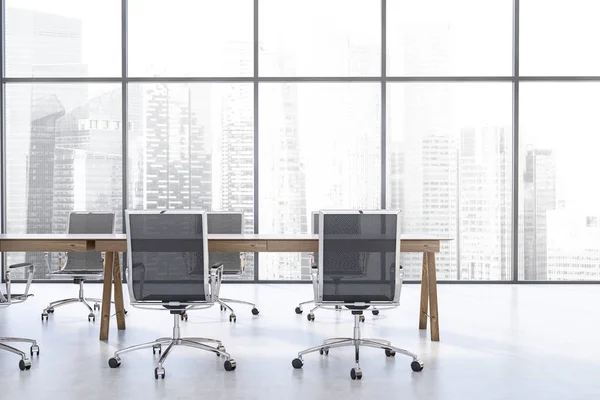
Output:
[
  {"left": 5, "top": 262, "right": 35, "bottom": 303},
  {"left": 9, "top": 262, "right": 33, "bottom": 269},
  {"left": 209, "top": 263, "right": 224, "bottom": 302}
]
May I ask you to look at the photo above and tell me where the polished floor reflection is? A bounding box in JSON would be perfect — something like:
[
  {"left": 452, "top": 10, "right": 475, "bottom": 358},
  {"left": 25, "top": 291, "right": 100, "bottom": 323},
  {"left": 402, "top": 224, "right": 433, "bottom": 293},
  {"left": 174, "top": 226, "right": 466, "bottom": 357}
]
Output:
[{"left": 0, "top": 283, "right": 598, "bottom": 400}]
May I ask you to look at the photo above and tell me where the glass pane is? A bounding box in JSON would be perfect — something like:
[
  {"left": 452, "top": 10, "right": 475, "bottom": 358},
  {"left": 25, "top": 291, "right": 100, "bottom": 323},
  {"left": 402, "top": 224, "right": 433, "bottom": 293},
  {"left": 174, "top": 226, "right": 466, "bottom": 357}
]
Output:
[
  {"left": 521, "top": 0, "right": 600, "bottom": 76},
  {"left": 259, "top": 83, "right": 381, "bottom": 279},
  {"left": 387, "top": 83, "right": 512, "bottom": 280},
  {"left": 128, "top": 83, "right": 254, "bottom": 279},
  {"left": 259, "top": 0, "right": 380, "bottom": 76},
  {"left": 128, "top": 0, "right": 252, "bottom": 77},
  {"left": 6, "top": 84, "right": 123, "bottom": 279},
  {"left": 520, "top": 83, "right": 600, "bottom": 281},
  {"left": 5, "top": 0, "right": 121, "bottom": 77},
  {"left": 387, "top": 0, "right": 512, "bottom": 76}
]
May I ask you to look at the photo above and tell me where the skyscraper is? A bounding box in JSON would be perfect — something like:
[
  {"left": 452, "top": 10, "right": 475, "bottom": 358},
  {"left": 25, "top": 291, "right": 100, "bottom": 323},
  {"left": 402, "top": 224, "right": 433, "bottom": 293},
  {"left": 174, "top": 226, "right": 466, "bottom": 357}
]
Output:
[
  {"left": 458, "top": 127, "right": 511, "bottom": 280},
  {"left": 523, "top": 148, "right": 556, "bottom": 280},
  {"left": 6, "top": 7, "right": 87, "bottom": 277},
  {"left": 258, "top": 46, "right": 309, "bottom": 279},
  {"left": 141, "top": 85, "right": 212, "bottom": 211},
  {"left": 547, "top": 209, "right": 600, "bottom": 280}
]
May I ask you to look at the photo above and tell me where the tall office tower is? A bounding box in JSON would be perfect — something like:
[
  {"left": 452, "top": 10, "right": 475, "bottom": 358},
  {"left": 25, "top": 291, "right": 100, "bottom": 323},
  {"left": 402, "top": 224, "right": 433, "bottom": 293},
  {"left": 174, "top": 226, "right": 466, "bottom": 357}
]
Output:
[
  {"left": 142, "top": 85, "right": 212, "bottom": 211},
  {"left": 260, "top": 79, "right": 308, "bottom": 280},
  {"left": 420, "top": 134, "right": 458, "bottom": 280},
  {"left": 5, "top": 8, "right": 86, "bottom": 276},
  {"left": 546, "top": 210, "right": 600, "bottom": 280},
  {"left": 4, "top": 8, "right": 83, "bottom": 76},
  {"left": 255, "top": 45, "right": 308, "bottom": 279},
  {"left": 23, "top": 96, "right": 66, "bottom": 271},
  {"left": 219, "top": 43, "right": 253, "bottom": 225},
  {"left": 458, "top": 127, "right": 512, "bottom": 280},
  {"left": 388, "top": 141, "right": 405, "bottom": 212},
  {"left": 523, "top": 148, "right": 556, "bottom": 280},
  {"left": 52, "top": 89, "right": 123, "bottom": 231},
  {"left": 218, "top": 44, "right": 254, "bottom": 278},
  {"left": 127, "top": 84, "right": 145, "bottom": 210}
]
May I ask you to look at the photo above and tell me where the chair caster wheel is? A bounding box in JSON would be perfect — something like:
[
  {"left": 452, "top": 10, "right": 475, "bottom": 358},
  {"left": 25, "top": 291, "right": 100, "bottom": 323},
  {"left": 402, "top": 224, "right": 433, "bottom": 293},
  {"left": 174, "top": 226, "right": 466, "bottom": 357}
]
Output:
[
  {"left": 220, "top": 305, "right": 226, "bottom": 312},
  {"left": 216, "top": 345, "right": 226, "bottom": 356},
  {"left": 411, "top": 360, "right": 424, "bottom": 372},
  {"left": 224, "top": 359, "right": 236, "bottom": 371},
  {"left": 30, "top": 345, "right": 40, "bottom": 356},
  {"left": 152, "top": 344, "right": 162, "bottom": 355},
  {"left": 385, "top": 349, "right": 396, "bottom": 357},
  {"left": 294, "top": 307, "right": 303, "bottom": 314},
  {"left": 372, "top": 309, "right": 379, "bottom": 316},
  {"left": 124, "top": 310, "right": 128, "bottom": 314},
  {"left": 47, "top": 308, "right": 55, "bottom": 314},
  {"left": 292, "top": 358, "right": 303, "bottom": 369},
  {"left": 154, "top": 367, "right": 165, "bottom": 379},
  {"left": 307, "top": 313, "right": 315, "bottom": 322},
  {"left": 108, "top": 357, "right": 121, "bottom": 368},
  {"left": 41, "top": 313, "right": 48, "bottom": 321},
  {"left": 229, "top": 314, "right": 237, "bottom": 322},
  {"left": 319, "top": 348, "right": 329, "bottom": 356},
  {"left": 19, "top": 359, "right": 31, "bottom": 371},
  {"left": 335, "top": 305, "right": 342, "bottom": 311},
  {"left": 180, "top": 313, "right": 188, "bottom": 321},
  {"left": 94, "top": 303, "right": 100, "bottom": 311},
  {"left": 251, "top": 307, "right": 259, "bottom": 316},
  {"left": 88, "top": 313, "right": 96, "bottom": 322},
  {"left": 359, "top": 315, "right": 365, "bottom": 323},
  {"left": 350, "top": 368, "right": 362, "bottom": 380}
]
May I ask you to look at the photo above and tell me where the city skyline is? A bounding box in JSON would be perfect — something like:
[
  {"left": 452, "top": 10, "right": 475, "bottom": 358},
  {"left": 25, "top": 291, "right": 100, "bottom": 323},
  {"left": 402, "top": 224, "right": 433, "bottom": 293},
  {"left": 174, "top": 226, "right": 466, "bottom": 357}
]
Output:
[{"left": 4, "top": 5, "right": 600, "bottom": 281}]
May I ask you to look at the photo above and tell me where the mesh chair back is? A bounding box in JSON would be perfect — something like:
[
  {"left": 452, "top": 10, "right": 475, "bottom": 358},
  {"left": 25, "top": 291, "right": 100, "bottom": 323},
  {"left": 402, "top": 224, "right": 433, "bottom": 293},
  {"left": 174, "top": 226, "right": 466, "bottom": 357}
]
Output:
[
  {"left": 319, "top": 211, "right": 400, "bottom": 303},
  {"left": 207, "top": 212, "right": 243, "bottom": 274},
  {"left": 126, "top": 211, "right": 209, "bottom": 303},
  {"left": 311, "top": 211, "right": 319, "bottom": 265},
  {"left": 64, "top": 212, "right": 115, "bottom": 271}
]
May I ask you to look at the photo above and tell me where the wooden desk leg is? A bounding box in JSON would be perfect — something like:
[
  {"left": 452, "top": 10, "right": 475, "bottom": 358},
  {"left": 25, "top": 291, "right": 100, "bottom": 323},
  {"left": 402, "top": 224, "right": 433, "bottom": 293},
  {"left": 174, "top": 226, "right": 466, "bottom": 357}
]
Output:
[
  {"left": 419, "top": 252, "right": 429, "bottom": 330},
  {"left": 112, "top": 253, "right": 126, "bottom": 330},
  {"left": 427, "top": 252, "right": 440, "bottom": 341},
  {"left": 99, "top": 251, "right": 114, "bottom": 341}
]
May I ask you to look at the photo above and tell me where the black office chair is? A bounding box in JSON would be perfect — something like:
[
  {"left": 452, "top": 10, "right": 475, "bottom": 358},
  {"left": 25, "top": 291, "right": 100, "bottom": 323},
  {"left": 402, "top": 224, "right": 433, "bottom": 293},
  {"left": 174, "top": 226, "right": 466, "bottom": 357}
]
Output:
[
  {"left": 295, "top": 211, "right": 381, "bottom": 321},
  {"left": 182, "top": 212, "right": 258, "bottom": 322},
  {"left": 291, "top": 210, "right": 423, "bottom": 380},
  {"left": 108, "top": 210, "right": 236, "bottom": 379},
  {"left": 0, "top": 262, "right": 40, "bottom": 370},
  {"left": 42, "top": 212, "right": 116, "bottom": 322}
]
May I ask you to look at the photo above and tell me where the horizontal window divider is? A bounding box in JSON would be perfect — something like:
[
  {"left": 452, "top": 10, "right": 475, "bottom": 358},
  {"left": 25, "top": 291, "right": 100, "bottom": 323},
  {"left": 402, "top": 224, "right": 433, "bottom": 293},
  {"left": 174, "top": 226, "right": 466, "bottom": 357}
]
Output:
[
  {"left": 386, "top": 76, "right": 514, "bottom": 82},
  {"left": 6, "top": 76, "right": 600, "bottom": 84},
  {"left": 519, "top": 76, "right": 600, "bottom": 81},
  {"left": 255, "top": 76, "right": 382, "bottom": 82},
  {"left": 3, "top": 77, "right": 124, "bottom": 83},
  {"left": 126, "top": 76, "right": 254, "bottom": 82}
]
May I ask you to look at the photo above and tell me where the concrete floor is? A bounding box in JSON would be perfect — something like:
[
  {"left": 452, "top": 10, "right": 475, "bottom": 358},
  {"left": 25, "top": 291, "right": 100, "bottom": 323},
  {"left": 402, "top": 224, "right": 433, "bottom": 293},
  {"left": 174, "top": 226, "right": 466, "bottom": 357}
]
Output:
[{"left": 0, "top": 283, "right": 598, "bottom": 400}]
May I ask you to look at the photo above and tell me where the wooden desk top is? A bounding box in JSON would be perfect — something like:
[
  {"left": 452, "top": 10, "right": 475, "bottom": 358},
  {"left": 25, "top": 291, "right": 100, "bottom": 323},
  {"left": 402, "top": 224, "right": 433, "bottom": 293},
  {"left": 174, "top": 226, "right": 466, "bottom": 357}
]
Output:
[{"left": 0, "top": 233, "right": 449, "bottom": 253}]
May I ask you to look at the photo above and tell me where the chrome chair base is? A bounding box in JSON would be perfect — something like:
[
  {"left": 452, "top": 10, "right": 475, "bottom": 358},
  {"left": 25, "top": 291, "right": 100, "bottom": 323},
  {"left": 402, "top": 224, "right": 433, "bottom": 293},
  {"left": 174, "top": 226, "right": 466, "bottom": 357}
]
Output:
[
  {"left": 217, "top": 298, "right": 259, "bottom": 323},
  {"left": 0, "top": 337, "right": 40, "bottom": 370},
  {"left": 108, "top": 314, "right": 236, "bottom": 379},
  {"left": 41, "top": 280, "right": 122, "bottom": 322},
  {"left": 295, "top": 300, "right": 382, "bottom": 322},
  {"left": 292, "top": 313, "right": 423, "bottom": 380}
]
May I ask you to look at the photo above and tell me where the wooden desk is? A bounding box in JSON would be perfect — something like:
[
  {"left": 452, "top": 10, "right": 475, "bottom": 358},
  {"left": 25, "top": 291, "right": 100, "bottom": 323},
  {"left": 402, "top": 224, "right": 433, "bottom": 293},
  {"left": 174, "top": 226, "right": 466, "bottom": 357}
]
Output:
[{"left": 0, "top": 233, "right": 447, "bottom": 342}]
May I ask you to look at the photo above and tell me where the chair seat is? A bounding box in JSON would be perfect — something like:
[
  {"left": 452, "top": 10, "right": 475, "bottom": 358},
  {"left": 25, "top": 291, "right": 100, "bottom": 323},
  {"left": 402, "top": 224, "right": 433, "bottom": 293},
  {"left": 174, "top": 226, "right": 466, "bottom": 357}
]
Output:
[{"left": 49, "top": 269, "right": 103, "bottom": 278}]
